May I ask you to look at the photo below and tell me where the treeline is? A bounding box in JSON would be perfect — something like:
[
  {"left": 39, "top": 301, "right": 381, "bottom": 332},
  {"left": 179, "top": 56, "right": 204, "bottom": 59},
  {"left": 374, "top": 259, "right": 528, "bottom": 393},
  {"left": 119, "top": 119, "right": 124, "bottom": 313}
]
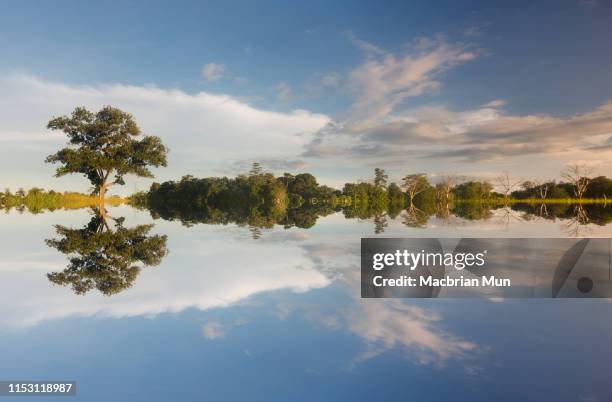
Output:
[
  {"left": 133, "top": 165, "right": 347, "bottom": 228},
  {"left": 511, "top": 176, "right": 612, "bottom": 200},
  {"left": 0, "top": 188, "right": 124, "bottom": 213}
]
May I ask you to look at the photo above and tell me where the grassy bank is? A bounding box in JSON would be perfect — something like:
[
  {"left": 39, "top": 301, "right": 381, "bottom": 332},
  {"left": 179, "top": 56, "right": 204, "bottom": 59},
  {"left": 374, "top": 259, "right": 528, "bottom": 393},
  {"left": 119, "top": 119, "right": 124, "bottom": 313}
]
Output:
[
  {"left": 456, "top": 198, "right": 610, "bottom": 205},
  {"left": 1, "top": 188, "right": 126, "bottom": 213}
]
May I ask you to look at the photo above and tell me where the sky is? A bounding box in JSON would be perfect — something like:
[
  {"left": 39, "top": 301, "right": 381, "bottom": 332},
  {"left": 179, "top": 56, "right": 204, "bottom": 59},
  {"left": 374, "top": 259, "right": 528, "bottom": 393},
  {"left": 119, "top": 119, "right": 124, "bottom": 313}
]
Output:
[{"left": 0, "top": 0, "right": 611, "bottom": 193}]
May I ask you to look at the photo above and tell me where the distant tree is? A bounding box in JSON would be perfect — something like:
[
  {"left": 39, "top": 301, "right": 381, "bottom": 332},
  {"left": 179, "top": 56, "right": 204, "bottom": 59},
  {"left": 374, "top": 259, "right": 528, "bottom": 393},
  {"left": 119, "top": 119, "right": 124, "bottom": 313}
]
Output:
[
  {"left": 402, "top": 174, "right": 429, "bottom": 204},
  {"left": 46, "top": 106, "right": 168, "bottom": 200},
  {"left": 278, "top": 173, "right": 295, "bottom": 189},
  {"left": 534, "top": 180, "right": 550, "bottom": 199},
  {"left": 584, "top": 176, "right": 612, "bottom": 199},
  {"left": 289, "top": 173, "right": 318, "bottom": 199},
  {"left": 453, "top": 181, "right": 493, "bottom": 200},
  {"left": 435, "top": 175, "right": 457, "bottom": 203},
  {"left": 548, "top": 184, "right": 571, "bottom": 199},
  {"left": 249, "top": 162, "right": 263, "bottom": 176},
  {"left": 374, "top": 168, "right": 388, "bottom": 189},
  {"left": 561, "top": 163, "right": 593, "bottom": 199},
  {"left": 495, "top": 172, "right": 522, "bottom": 201}
]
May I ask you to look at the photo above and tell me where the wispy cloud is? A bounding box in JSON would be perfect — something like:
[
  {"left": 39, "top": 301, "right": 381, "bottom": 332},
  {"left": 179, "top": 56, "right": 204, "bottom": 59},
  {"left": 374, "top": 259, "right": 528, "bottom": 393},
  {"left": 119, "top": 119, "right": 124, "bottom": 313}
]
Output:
[
  {"left": 202, "top": 62, "right": 226, "bottom": 82},
  {"left": 276, "top": 81, "right": 293, "bottom": 101},
  {"left": 348, "top": 300, "right": 479, "bottom": 366},
  {"left": 303, "top": 92, "right": 612, "bottom": 166},
  {"left": 202, "top": 321, "right": 225, "bottom": 339},
  {"left": 346, "top": 36, "right": 478, "bottom": 131}
]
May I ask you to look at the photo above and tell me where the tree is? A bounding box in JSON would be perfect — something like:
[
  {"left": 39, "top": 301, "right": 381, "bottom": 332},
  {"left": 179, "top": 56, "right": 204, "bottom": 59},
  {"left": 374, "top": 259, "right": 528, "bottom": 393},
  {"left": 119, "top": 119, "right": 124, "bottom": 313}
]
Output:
[
  {"left": 584, "top": 176, "right": 612, "bottom": 199},
  {"left": 249, "top": 162, "right": 263, "bottom": 176},
  {"left": 561, "top": 163, "right": 593, "bottom": 199},
  {"left": 288, "top": 173, "right": 318, "bottom": 199},
  {"left": 402, "top": 174, "right": 429, "bottom": 204},
  {"left": 46, "top": 106, "right": 168, "bottom": 200},
  {"left": 495, "top": 172, "right": 522, "bottom": 201},
  {"left": 374, "top": 168, "right": 388, "bottom": 189},
  {"left": 453, "top": 181, "right": 493, "bottom": 200},
  {"left": 46, "top": 209, "right": 168, "bottom": 295},
  {"left": 534, "top": 180, "right": 550, "bottom": 199},
  {"left": 435, "top": 174, "right": 457, "bottom": 203}
]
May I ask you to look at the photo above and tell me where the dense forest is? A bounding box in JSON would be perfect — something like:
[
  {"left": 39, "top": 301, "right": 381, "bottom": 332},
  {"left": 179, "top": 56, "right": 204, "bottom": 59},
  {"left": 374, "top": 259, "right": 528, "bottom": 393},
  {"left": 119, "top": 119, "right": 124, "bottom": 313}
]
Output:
[
  {"left": 119, "top": 164, "right": 612, "bottom": 232},
  {"left": 3, "top": 164, "right": 611, "bottom": 234}
]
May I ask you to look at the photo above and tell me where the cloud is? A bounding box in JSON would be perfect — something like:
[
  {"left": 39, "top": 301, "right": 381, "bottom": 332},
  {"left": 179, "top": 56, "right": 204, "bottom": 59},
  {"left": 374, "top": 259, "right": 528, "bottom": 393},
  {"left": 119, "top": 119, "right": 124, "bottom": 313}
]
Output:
[
  {"left": 201, "top": 63, "right": 226, "bottom": 82},
  {"left": 231, "top": 158, "right": 311, "bottom": 173},
  {"left": 347, "top": 36, "right": 478, "bottom": 130},
  {"left": 482, "top": 99, "right": 505, "bottom": 108},
  {"left": 347, "top": 32, "right": 386, "bottom": 58},
  {"left": 589, "top": 135, "right": 612, "bottom": 151},
  {"left": 0, "top": 73, "right": 329, "bottom": 191},
  {"left": 294, "top": 35, "right": 612, "bottom": 177},
  {"left": 276, "top": 81, "right": 293, "bottom": 101},
  {"left": 320, "top": 72, "right": 341, "bottom": 88},
  {"left": 0, "top": 224, "right": 331, "bottom": 328},
  {"left": 202, "top": 321, "right": 225, "bottom": 339},
  {"left": 348, "top": 300, "right": 478, "bottom": 366},
  {"left": 463, "top": 22, "right": 490, "bottom": 38},
  {"left": 303, "top": 97, "right": 612, "bottom": 165}
]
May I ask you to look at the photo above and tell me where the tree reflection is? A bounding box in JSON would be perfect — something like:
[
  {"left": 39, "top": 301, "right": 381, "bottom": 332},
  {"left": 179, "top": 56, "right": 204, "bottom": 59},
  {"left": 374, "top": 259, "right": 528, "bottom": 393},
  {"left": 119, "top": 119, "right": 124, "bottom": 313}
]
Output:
[
  {"left": 562, "top": 204, "right": 592, "bottom": 237},
  {"left": 46, "top": 208, "right": 168, "bottom": 295},
  {"left": 141, "top": 189, "right": 611, "bottom": 236}
]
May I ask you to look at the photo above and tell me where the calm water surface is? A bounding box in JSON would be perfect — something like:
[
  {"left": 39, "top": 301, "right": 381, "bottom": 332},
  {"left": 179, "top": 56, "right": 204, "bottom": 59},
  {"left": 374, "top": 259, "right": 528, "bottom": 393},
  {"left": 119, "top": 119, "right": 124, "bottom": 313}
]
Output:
[{"left": 1, "top": 205, "right": 611, "bottom": 401}]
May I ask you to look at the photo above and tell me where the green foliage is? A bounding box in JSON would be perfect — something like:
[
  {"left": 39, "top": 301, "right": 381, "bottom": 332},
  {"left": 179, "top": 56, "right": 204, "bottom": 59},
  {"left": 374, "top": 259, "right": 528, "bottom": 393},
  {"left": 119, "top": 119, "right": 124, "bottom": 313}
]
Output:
[
  {"left": 46, "top": 210, "right": 168, "bottom": 295},
  {"left": 402, "top": 174, "right": 430, "bottom": 202},
  {"left": 0, "top": 188, "right": 124, "bottom": 213},
  {"left": 584, "top": 176, "right": 612, "bottom": 199},
  {"left": 136, "top": 167, "right": 612, "bottom": 235},
  {"left": 452, "top": 181, "right": 493, "bottom": 200},
  {"left": 288, "top": 173, "right": 319, "bottom": 200},
  {"left": 374, "top": 168, "right": 388, "bottom": 188},
  {"left": 46, "top": 106, "right": 168, "bottom": 196}
]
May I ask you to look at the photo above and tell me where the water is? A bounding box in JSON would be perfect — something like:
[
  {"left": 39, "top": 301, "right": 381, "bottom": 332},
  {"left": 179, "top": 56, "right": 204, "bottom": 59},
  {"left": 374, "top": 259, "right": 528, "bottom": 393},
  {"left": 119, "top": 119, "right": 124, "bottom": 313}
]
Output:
[{"left": 1, "top": 205, "right": 611, "bottom": 401}]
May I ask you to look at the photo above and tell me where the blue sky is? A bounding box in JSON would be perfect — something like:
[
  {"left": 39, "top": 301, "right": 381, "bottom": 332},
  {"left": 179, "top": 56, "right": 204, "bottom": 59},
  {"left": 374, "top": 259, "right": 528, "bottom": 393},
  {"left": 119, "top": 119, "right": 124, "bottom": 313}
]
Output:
[{"left": 1, "top": 0, "right": 611, "bottom": 192}]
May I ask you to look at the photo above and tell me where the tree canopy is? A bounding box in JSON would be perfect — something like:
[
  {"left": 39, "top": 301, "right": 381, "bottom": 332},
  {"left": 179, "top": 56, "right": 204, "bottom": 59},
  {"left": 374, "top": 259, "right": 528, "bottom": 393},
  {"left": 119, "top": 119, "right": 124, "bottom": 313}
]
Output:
[
  {"left": 46, "top": 210, "right": 168, "bottom": 295},
  {"left": 46, "top": 106, "right": 168, "bottom": 198}
]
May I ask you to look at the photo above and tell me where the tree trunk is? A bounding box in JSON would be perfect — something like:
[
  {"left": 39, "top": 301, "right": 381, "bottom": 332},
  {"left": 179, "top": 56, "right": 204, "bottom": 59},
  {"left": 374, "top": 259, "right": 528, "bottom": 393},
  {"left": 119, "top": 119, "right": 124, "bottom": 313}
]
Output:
[{"left": 99, "top": 183, "right": 107, "bottom": 202}]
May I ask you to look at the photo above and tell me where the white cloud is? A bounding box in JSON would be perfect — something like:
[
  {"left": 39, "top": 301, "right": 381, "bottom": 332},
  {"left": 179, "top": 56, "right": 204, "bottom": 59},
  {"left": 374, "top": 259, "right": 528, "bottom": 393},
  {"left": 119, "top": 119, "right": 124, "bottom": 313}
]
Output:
[
  {"left": 201, "top": 63, "right": 226, "bottom": 82},
  {"left": 302, "top": 90, "right": 612, "bottom": 178},
  {"left": 347, "top": 36, "right": 478, "bottom": 130},
  {"left": 0, "top": 221, "right": 331, "bottom": 328},
  {"left": 0, "top": 73, "right": 329, "bottom": 192},
  {"left": 348, "top": 300, "right": 478, "bottom": 366}
]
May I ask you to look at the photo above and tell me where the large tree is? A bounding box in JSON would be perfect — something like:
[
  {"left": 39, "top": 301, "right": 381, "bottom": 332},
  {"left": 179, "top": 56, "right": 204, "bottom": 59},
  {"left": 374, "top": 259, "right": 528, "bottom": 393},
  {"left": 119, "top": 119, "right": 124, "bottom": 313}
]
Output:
[
  {"left": 46, "top": 106, "right": 168, "bottom": 199},
  {"left": 46, "top": 209, "right": 168, "bottom": 295},
  {"left": 561, "top": 163, "right": 593, "bottom": 199},
  {"left": 374, "top": 168, "right": 388, "bottom": 189},
  {"left": 402, "top": 174, "right": 430, "bottom": 204}
]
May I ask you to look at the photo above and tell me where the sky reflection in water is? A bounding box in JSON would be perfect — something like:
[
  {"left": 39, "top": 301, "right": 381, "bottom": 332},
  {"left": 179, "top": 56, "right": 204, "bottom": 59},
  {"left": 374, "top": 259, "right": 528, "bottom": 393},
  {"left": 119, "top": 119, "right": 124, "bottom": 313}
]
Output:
[{"left": 0, "top": 205, "right": 611, "bottom": 401}]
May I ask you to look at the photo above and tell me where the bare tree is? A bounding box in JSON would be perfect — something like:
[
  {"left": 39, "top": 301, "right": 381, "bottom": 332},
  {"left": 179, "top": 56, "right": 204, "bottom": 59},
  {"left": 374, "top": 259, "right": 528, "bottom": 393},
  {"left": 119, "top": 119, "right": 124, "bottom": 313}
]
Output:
[
  {"left": 402, "top": 174, "right": 429, "bottom": 204},
  {"left": 561, "top": 163, "right": 593, "bottom": 199},
  {"left": 529, "top": 179, "right": 551, "bottom": 199},
  {"left": 495, "top": 172, "right": 522, "bottom": 201},
  {"left": 435, "top": 174, "right": 457, "bottom": 203}
]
